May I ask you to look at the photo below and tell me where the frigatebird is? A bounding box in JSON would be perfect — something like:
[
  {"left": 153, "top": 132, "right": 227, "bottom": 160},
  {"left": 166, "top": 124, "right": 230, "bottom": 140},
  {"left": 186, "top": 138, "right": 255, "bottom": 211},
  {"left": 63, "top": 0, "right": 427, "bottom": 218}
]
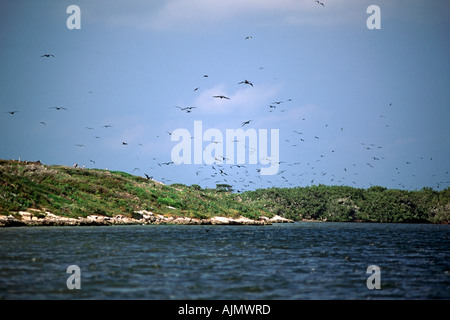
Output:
[
  {"left": 158, "top": 162, "right": 174, "bottom": 166},
  {"left": 238, "top": 80, "right": 253, "bottom": 87},
  {"left": 241, "top": 120, "right": 253, "bottom": 127},
  {"left": 175, "top": 106, "right": 197, "bottom": 113}
]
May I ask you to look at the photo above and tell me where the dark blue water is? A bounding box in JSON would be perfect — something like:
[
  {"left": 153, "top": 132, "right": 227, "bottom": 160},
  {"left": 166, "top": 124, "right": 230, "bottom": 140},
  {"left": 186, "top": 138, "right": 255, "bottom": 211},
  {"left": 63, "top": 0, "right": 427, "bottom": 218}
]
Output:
[{"left": 0, "top": 222, "right": 449, "bottom": 299}]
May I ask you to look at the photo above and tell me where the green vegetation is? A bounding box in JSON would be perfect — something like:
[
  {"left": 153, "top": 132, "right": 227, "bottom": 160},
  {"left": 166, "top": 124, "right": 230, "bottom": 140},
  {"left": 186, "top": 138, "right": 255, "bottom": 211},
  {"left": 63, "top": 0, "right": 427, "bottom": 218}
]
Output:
[
  {"left": 241, "top": 184, "right": 449, "bottom": 224},
  {"left": 0, "top": 160, "right": 448, "bottom": 223},
  {"left": 0, "top": 160, "right": 268, "bottom": 220}
]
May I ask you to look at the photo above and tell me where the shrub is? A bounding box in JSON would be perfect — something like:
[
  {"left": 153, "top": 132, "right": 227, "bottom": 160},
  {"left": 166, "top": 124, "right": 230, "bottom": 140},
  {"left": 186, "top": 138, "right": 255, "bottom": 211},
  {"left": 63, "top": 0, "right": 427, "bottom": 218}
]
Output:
[{"left": 156, "top": 197, "right": 184, "bottom": 209}]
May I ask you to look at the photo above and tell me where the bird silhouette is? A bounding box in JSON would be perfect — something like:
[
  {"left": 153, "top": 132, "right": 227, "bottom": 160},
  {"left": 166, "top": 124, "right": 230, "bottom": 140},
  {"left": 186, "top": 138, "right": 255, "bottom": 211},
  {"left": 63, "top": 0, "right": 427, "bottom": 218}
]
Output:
[
  {"left": 158, "top": 162, "right": 174, "bottom": 166},
  {"left": 241, "top": 120, "right": 253, "bottom": 127},
  {"left": 122, "top": 142, "right": 128, "bottom": 145},
  {"left": 175, "top": 106, "right": 196, "bottom": 113},
  {"left": 41, "top": 54, "right": 54, "bottom": 58},
  {"left": 49, "top": 107, "right": 67, "bottom": 111},
  {"left": 5, "top": 111, "right": 19, "bottom": 115},
  {"left": 238, "top": 80, "right": 253, "bottom": 87},
  {"left": 213, "top": 95, "right": 230, "bottom": 100},
  {"left": 144, "top": 173, "right": 153, "bottom": 180}
]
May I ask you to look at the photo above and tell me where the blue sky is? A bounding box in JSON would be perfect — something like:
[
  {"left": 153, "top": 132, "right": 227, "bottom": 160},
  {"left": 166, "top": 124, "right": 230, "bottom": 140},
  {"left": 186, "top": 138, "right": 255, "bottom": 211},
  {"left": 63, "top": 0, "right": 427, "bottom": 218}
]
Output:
[{"left": 1, "top": 0, "right": 449, "bottom": 192}]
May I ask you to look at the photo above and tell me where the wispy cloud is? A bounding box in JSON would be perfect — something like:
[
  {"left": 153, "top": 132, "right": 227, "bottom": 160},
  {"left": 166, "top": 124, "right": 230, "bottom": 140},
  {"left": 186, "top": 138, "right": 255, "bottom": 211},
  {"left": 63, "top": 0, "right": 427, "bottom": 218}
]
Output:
[{"left": 87, "top": 0, "right": 389, "bottom": 31}]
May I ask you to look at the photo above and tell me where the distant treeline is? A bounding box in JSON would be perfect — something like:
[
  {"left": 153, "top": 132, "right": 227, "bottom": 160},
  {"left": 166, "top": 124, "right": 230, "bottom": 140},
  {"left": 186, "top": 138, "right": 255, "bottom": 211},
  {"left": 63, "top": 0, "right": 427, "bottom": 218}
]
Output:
[{"left": 240, "top": 185, "right": 450, "bottom": 224}]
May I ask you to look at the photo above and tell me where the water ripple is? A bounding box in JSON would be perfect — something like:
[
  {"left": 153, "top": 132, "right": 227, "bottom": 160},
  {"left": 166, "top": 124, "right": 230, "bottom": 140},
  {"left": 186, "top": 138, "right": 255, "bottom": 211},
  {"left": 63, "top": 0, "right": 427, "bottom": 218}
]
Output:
[{"left": 0, "top": 222, "right": 449, "bottom": 299}]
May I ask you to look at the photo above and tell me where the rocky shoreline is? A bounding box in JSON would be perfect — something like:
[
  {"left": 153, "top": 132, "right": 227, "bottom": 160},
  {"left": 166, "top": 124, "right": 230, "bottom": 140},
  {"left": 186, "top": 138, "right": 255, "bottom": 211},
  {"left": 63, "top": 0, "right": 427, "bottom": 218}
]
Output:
[{"left": 0, "top": 209, "right": 294, "bottom": 228}]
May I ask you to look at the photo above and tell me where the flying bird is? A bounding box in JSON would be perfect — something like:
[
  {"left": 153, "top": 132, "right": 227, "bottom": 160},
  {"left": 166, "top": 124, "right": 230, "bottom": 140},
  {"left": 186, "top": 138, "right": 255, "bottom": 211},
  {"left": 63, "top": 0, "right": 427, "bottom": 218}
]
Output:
[
  {"left": 158, "top": 162, "right": 174, "bottom": 166},
  {"left": 241, "top": 120, "right": 253, "bottom": 127},
  {"left": 245, "top": 36, "right": 253, "bottom": 40},
  {"left": 175, "top": 106, "right": 196, "bottom": 113},
  {"left": 41, "top": 54, "right": 54, "bottom": 58},
  {"left": 5, "top": 111, "right": 19, "bottom": 115},
  {"left": 49, "top": 107, "right": 67, "bottom": 111},
  {"left": 122, "top": 142, "right": 128, "bottom": 145},
  {"left": 39, "top": 121, "right": 46, "bottom": 126},
  {"left": 213, "top": 95, "right": 230, "bottom": 100},
  {"left": 315, "top": 1, "right": 325, "bottom": 6},
  {"left": 102, "top": 125, "right": 112, "bottom": 128},
  {"left": 238, "top": 80, "right": 253, "bottom": 87}
]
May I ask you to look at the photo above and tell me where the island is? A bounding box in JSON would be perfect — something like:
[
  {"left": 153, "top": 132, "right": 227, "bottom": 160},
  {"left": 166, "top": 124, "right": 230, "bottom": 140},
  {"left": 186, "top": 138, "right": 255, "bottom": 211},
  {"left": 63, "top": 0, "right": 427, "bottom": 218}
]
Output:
[{"left": 0, "top": 159, "right": 448, "bottom": 227}]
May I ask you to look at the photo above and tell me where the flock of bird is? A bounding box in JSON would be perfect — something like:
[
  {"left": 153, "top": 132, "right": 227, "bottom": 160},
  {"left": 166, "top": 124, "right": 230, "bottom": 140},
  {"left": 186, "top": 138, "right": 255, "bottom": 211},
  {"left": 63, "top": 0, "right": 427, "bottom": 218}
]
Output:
[{"left": 3, "top": 1, "right": 448, "bottom": 192}]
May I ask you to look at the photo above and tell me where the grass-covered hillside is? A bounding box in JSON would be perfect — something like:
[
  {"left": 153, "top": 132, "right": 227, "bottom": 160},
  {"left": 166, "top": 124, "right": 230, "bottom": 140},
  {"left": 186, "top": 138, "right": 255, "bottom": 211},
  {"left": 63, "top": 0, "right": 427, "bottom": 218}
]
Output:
[
  {"left": 0, "top": 159, "right": 270, "bottom": 220},
  {"left": 0, "top": 159, "right": 448, "bottom": 224}
]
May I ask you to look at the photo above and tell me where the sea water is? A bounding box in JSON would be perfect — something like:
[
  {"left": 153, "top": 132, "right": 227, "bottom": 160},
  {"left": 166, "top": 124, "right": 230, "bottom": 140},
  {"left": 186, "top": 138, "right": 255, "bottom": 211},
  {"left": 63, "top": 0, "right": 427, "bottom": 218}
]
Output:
[{"left": 0, "top": 222, "right": 448, "bottom": 299}]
